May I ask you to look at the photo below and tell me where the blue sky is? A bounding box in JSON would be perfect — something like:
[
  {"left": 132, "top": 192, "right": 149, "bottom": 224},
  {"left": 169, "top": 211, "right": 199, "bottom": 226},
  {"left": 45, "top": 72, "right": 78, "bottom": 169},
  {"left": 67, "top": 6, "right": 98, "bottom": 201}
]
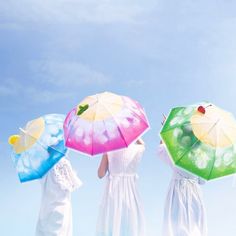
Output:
[{"left": 1, "top": 0, "right": 236, "bottom": 235}]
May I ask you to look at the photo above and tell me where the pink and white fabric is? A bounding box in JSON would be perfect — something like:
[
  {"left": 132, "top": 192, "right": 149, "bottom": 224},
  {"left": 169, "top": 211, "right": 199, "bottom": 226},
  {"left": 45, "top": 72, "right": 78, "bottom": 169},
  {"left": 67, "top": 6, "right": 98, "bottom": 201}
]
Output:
[{"left": 63, "top": 92, "right": 149, "bottom": 156}]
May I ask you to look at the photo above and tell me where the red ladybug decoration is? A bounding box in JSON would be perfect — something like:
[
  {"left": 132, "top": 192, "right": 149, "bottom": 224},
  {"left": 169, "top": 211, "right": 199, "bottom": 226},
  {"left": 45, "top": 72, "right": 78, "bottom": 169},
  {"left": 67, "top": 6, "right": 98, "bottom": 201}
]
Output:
[{"left": 197, "top": 106, "right": 206, "bottom": 114}]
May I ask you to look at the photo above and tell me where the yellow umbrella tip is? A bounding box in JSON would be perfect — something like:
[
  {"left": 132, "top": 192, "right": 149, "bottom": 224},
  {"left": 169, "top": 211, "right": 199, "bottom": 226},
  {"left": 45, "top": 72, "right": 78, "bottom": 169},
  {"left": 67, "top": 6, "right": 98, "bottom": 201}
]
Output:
[{"left": 8, "top": 135, "right": 20, "bottom": 145}]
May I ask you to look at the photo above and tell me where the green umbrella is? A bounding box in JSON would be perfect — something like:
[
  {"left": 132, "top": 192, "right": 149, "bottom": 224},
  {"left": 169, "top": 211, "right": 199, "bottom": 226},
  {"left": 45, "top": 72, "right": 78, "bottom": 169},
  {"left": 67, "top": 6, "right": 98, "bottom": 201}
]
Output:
[{"left": 160, "top": 102, "right": 236, "bottom": 180}]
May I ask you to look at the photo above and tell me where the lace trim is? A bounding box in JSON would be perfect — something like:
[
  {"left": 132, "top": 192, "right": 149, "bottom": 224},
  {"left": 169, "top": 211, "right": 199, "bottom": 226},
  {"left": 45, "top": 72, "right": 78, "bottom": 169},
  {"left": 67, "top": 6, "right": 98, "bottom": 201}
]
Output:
[{"left": 52, "top": 158, "right": 82, "bottom": 192}]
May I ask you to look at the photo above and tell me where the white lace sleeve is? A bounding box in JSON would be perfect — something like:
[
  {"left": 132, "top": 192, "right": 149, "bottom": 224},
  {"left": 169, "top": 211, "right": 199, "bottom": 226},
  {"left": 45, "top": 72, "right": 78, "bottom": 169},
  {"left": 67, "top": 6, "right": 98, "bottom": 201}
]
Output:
[{"left": 52, "top": 158, "right": 83, "bottom": 192}]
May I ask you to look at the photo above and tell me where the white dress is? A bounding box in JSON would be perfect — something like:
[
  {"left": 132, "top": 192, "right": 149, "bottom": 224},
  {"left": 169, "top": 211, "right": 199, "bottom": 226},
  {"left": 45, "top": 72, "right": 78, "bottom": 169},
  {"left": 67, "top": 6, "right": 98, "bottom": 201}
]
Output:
[
  {"left": 96, "top": 143, "right": 146, "bottom": 236},
  {"left": 35, "top": 158, "right": 82, "bottom": 236},
  {"left": 159, "top": 144, "right": 207, "bottom": 236},
  {"left": 232, "top": 175, "right": 236, "bottom": 187}
]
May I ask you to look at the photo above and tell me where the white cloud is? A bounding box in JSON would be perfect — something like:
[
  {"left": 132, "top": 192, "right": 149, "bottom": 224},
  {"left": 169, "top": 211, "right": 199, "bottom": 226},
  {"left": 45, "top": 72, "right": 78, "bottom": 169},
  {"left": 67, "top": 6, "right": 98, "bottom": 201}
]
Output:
[
  {"left": 124, "top": 79, "right": 145, "bottom": 87},
  {"left": 0, "top": 0, "right": 147, "bottom": 27},
  {"left": 0, "top": 78, "right": 72, "bottom": 103},
  {"left": 25, "top": 87, "right": 72, "bottom": 103},
  {"left": 0, "top": 60, "right": 111, "bottom": 103},
  {"left": 0, "top": 83, "right": 14, "bottom": 96},
  {"left": 0, "top": 79, "right": 22, "bottom": 96},
  {"left": 0, "top": 23, "right": 23, "bottom": 30},
  {"left": 30, "top": 60, "right": 110, "bottom": 87}
]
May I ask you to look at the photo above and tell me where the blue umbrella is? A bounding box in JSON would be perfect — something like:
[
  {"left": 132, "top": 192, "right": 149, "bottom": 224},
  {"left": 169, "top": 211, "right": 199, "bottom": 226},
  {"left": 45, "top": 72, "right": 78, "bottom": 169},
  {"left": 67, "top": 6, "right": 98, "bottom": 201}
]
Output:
[{"left": 8, "top": 114, "right": 67, "bottom": 182}]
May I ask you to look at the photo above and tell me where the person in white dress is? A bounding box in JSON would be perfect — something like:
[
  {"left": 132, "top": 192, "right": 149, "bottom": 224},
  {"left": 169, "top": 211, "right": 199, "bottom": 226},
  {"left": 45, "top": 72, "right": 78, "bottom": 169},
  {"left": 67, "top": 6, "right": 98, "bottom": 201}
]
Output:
[
  {"left": 158, "top": 143, "right": 207, "bottom": 236},
  {"left": 35, "top": 157, "right": 82, "bottom": 236},
  {"left": 96, "top": 139, "right": 146, "bottom": 236}
]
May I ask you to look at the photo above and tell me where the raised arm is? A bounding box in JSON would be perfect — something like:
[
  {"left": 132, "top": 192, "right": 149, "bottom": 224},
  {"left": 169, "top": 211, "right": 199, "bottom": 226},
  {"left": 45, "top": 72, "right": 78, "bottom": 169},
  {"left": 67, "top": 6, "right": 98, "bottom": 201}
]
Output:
[
  {"left": 98, "top": 153, "right": 109, "bottom": 179},
  {"left": 136, "top": 138, "right": 144, "bottom": 145}
]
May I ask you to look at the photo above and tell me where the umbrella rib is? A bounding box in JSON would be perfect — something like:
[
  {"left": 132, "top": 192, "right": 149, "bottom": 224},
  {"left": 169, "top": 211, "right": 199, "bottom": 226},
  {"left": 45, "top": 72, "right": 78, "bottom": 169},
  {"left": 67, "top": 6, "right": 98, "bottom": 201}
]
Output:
[
  {"left": 19, "top": 127, "right": 49, "bottom": 180},
  {"left": 101, "top": 119, "right": 109, "bottom": 153},
  {"left": 20, "top": 140, "right": 65, "bottom": 180},
  {"left": 125, "top": 105, "right": 149, "bottom": 128},
  {"left": 207, "top": 121, "right": 236, "bottom": 180},
  {"left": 176, "top": 119, "right": 220, "bottom": 166},
  {"left": 64, "top": 111, "right": 81, "bottom": 147},
  {"left": 175, "top": 138, "right": 201, "bottom": 165},
  {"left": 162, "top": 107, "right": 215, "bottom": 134},
  {"left": 96, "top": 94, "right": 122, "bottom": 108},
  {"left": 160, "top": 107, "right": 192, "bottom": 133},
  {"left": 102, "top": 93, "right": 124, "bottom": 106},
  {"left": 195, "top": 119, "right": 221, "bottom": 179},
  {"left": 20, "top": 127, "right": 41, "bottom": 142},
  {"left": 129, "top": 105, "right": 150, "bottom": 127},
  {"left": 161, "top": 120, "right": 192, "bottom": 134},
  {"left": 197, "top": 119, "right": 220, "bottom": 141},
  {"left": 191, "top": 120, "right": 219, "bottom": 125},
  {"left": 100, "top": 102, "right": 128, "bottom": 147},
  {"left": 35, "top": 139, "right": 66, "bottom": 177},
  {"left": 91, "top": 122, "right": 94, "bottom": 156},
  {"left": 116, "top": 125, "right": 128, "bottom": 147},
  {"left": 81, "top": 98, "right": 97, "bottom": 117},
  {"left": 91, "top": 94, "right": 100, "bottom": 155},
  {"left": 207, "top": 126, "right": 219, "bottom": 180},
  {"left": 38, "top": 139, "right": 67, "bottom": 156},
  {"left": 21, "top": 145, "right": 43, "bottom": 180},
  {"left": 23, "top": 130, "right": 67, "bottom": 156}
]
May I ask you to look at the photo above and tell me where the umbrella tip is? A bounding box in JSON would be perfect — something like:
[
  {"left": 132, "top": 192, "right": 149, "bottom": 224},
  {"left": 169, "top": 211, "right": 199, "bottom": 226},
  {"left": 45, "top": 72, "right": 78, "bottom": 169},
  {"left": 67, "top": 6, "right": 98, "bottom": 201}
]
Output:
[{"left": 8, "top": 135, "right": 20, "bottom": 145}]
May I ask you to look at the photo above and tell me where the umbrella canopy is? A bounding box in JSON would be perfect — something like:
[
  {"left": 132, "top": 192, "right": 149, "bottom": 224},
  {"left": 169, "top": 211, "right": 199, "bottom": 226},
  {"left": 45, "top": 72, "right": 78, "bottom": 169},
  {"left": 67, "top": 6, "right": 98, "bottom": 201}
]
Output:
[
  {"left": 64, "top": 91, "right": 149, "bottom": 156},
  {"left": 9, "top": 114, "right": 67, "bottom": 182},
  {"left": 160, "top": 102, "right": 236, "bottom": 180}
]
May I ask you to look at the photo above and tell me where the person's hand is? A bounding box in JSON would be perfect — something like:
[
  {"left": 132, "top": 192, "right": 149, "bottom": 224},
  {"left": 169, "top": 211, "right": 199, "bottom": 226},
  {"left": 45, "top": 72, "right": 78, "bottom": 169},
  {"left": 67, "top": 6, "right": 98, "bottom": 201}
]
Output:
[
  {"left": 161, "top": 114, "right": 166, "bottom": 126},
  {"left": 160, "top": 114, "right": 166, "bottom": 144},
  {"left": 98, "top": 153, "right": 108, "bottom": 179},
  {"left": 136, "top": 138, "right": 144, "bottom": 145}
]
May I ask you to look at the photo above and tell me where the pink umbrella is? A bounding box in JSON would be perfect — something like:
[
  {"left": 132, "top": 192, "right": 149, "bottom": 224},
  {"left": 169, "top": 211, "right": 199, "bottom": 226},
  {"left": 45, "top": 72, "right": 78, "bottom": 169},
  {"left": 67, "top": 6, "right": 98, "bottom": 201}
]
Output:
[{"left": 64, "top": 92, "right": 149, "bottom": 156}]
